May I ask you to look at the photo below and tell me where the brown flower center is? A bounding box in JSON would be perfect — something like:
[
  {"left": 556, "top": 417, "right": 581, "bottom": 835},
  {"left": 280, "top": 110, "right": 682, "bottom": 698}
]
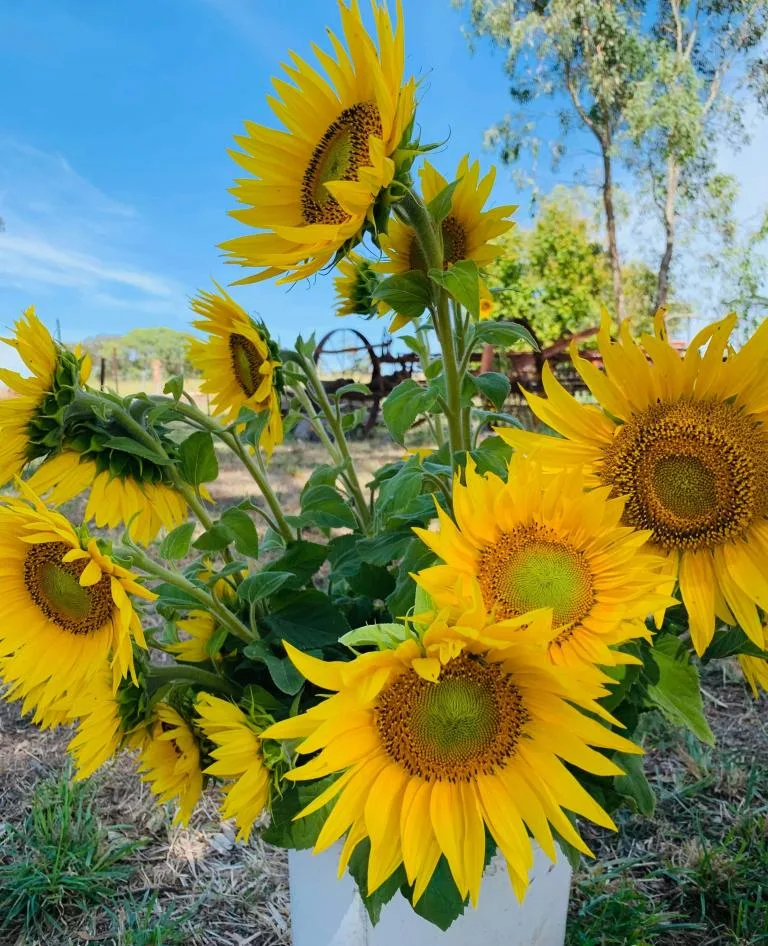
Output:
[
  {"left": 229, "top": 332, "right": 265, "bottom": 398},
  {"left": 375, "top": 654, "right": 528, "bottom": 782},
  {"left": 301, "top": 102, "right": 383, "bottom": 226},
  {"left": 24, "top": 541, "right": 114, "bottom": 635},
  {"left": 600, "top": 399, "right": 768, "bottom": 551}
]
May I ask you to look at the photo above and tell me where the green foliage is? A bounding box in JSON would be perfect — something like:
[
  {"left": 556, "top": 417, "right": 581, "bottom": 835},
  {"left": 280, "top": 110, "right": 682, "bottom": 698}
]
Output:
[
  {"left": 78, "top": 326, "right": 199, "bottom": 381},
  {"left": 0, "top": 770, "right": 143, "bottom": 939},
  {"left": 644, "top": 636, "right": 714, "bottom": 746},
  {"left": 178, "top": 430, "right": 218, "bottom": 486}
]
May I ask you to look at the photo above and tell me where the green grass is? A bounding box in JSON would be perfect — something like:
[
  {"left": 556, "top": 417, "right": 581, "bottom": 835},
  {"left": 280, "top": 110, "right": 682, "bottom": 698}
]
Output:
[
  {"left": 0, "top": 766, "right": 145, "bottom": 941},
  {"left": 100, "top": 893, "right": 194, "bottom": 946}
]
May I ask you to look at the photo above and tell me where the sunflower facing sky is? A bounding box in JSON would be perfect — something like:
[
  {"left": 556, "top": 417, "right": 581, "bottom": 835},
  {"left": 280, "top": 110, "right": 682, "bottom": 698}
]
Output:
[
  {"left": 0, "top": 308, "right": 89, "bottom": 488},
  {"left": 378, "top": 156, "right": 516, "bottom": 278},
  {"left": 0, "top": 484, "right": 154, "bottom": 716},
  {"left": 137, "top": 703, "right": 203, "bottom": 827},
  {"left": 414, "top": 456, "right": 672, "bottom": 670},
  {"left": 188, "top": 285, "right": 284, "bottom": 456},
  {"left": 262, "top": 622, "right": 640, "bottom": 906},
  {"left": 221, "top": 0, "right": 416, "bottom": 285},
  {"left": 196, "top": 693, "right": 272, "bottom": 841},
  {"left": 498, "top": 312, "right": 768, "bottom": 657},
  {"left": 27, "top": 451, "right": 189, "bottom": 546}
]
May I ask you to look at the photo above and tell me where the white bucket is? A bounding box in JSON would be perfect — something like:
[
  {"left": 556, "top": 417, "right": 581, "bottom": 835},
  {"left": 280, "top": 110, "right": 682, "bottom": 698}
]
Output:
[{"left": 288, "top": 843, "right": 571, "bottom": 946}]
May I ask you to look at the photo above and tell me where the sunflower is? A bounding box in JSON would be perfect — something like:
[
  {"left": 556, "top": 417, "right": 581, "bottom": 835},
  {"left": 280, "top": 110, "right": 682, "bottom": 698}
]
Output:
[
  {"left": 262, "top": 622, "right": 639, "bottom": 906},
  {"left": 413, "top": 457, "right": 671, "bottom": 670},
  {"left": 196, "top": 693, "right": 271, "bottom": 841},
  {"left": 167, "top": 610, "right": 219, "bottom": 663},
  {"left": 0, "top": 484, "right": 154, "bottom": 715},
  {"left": 188, "top": 286, "right": 283, "bottom": 456},
  {"left": 27, "top": 451, "right": 189, "bottom": 546},
  {"left": 498, "top": 312, "right": 768, "bottom": 657},
  {"left": 221, "top": 0, "right": 416, "bottom": 285},
  {"left": 334, "top": 252, "right": 384, "bottom": 318},
  {"left": 137, "top": 703, "right": 203, "bottom": 826},
  {"left": 0, "top": 308, "right": 89, "bottom": 487},
  {"left": 377, "top": 156, "right": 516, "bottom": 278}
]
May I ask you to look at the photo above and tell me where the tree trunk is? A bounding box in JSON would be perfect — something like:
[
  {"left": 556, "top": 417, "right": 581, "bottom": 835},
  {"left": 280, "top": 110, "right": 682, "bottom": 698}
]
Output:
[
  {"left": 601, "top": 144, "right": 625, "bottom": 322},
  {"left": 654, "top": 157, "right": 680, "bottom": 313}
]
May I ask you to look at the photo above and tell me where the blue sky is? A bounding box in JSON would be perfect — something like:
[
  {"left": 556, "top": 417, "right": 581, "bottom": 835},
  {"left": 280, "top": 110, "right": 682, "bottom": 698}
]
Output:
[{"left": 1, "top": 0, "right": 766, "bottom": 368}]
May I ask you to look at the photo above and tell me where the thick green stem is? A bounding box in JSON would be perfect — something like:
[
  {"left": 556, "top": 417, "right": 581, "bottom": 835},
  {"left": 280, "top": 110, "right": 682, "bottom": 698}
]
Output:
[
  {"left": 125, "top": 543, "right": 255, "bottom": 643},
  {"left": 147, "top": 664, "right": 241, "bottom": 699},
  {"left": 398, "top": 191, "right": 466, "bottom": 462}
]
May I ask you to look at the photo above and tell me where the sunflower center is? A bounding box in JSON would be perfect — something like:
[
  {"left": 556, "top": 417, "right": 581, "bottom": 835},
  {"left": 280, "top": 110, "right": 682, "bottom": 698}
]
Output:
[
  {"left": 24, "top": 541, "right": 114, "bottom": 635},
  {"left": 601, "top": 399, "right": 768, "bottom": 551},
  {"left": 301, "top": 102, "right": 383, "bottom": 226},
  {"left": 407, "top": 215, "right": 469, "bottom": 272},
  {"left": 375, "top": 654, "right": 527, "bottom": 781},
  {"left": 441, "top": 215, "right": 468, "bottom": 266},
  {"left": 477, "top": 523, "right": 595, "bottom": 627},
  {"left": 228, "top": 333, "right": 264, "bottom": 398}
]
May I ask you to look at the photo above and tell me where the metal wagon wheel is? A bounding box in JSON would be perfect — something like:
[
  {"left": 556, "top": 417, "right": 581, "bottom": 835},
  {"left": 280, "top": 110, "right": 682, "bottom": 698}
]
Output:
[{"left": 313, "top": 328, "right": 383, "bottom": 434}]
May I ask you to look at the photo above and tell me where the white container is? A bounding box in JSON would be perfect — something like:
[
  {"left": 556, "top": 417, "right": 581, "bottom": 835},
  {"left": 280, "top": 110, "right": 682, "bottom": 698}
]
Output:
[{"left": 288, "top": 843, "right": 572, "bottom": 946}]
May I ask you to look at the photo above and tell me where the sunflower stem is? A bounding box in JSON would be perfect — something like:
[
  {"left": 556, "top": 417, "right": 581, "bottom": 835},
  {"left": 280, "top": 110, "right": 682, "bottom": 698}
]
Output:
[
  {"left": 147, "top": 664, "right": 242, "bottom": 699},
  {"left": 123, "top": 543, "right": 255, "bottom": 643},
  {"left": 294, "top": 352, "right": 372, "bottom": 533},
  {"left": 398, "top": 190, "right": 466, "bottom": 464}
]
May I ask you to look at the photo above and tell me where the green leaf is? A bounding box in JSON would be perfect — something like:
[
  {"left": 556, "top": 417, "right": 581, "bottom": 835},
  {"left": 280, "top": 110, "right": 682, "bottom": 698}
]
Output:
[
  {"left": 152, "top": 582, "right": 201, "bottom": 609},
  {"left": 382, "top": 379, "right": 437, "bottom": 445},
  {"left": 265, "top": 541, "right": 327, "bottom": 588},
  {"left": 428, "top": 260, "right": 480, "bottom": 318},
  {"left": 702, "top": 625, "right": 766, "bottom": 661},
  {"left": 264, "top": 654, "right": 305, "bottom": 695},
  {"left": 386, "top": 539, "right": 436, "bottom": 618},
  {"left": 238, "top": 571, "right": 294, "bottom": 603},
  {"left": 357, "top": 530, "right": 413, "bottom": 566},
  {"left": 413, "top": 583, "right": 434, "bottom": 615},
  {"left": 474, "top": 320, "right": 539, "bottom": 350},
  {"left": 614, "top": 752, "right": 656, "bottom": 816},
  {"left": 375, "top": 468, "right": 424, "bottom": 527},
  {"left": 158, "top": 521, "right": 196, "bottom": 561},
  {"left": 471, "top": 435, "right": 513, "bottom": 478},
  {"left": 372, "top": 271, "right": 431, "bottom": 319},
  {"left": 339, "top": 623, "right": 411, "bottom": 651},
  {"left": 179, "top": 430, "right": 218, "bottom": 485},
  {"left": 348, "top": 839, "right": 407, "bottom": 925},
  {"left": 334, "top": 382, "right": 371, "bottom": 398},
  {"left": 262, "top": 590, "right": 351, "bottom": 648},
  {"left": 163, "top": 374, "right": 184, "bottom": 400},
  {"left": 405, "top": 856, "right": 467, "bottom": 931},
  {"left": 427, "top": 178, "right": 460, "bottom": 226},
  {"left": 328, "top": 533, "right": 365, "bottom": 580},
  {"left": 261, "top": 777, "right": 338, "bottom": 850},
  {"left": 220, "top": 507, "right": 260, "bottom": 557},
  {"left": 300, "top": 484, "right": 357, "bottom": 530},
  {"left": 192, "top": 523, "right": 234, "bottom": 552},
  {"left": 346, "top": 562, "right": 396, "bottom": 600},
  {"left": 103, "top": 436, "right": 171, "bottom": 465},
  {"left": 471, "top": 372, "right": 511, "bottom": 410},
  {"left": 645, "top": 637, "right": 714, "bottom": 745}
]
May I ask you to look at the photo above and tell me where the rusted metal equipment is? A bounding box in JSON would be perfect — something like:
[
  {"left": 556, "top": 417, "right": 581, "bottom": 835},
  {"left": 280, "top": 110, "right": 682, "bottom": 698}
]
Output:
[{"left": 313, "top": 328, "right": 419, "bottom": 433}]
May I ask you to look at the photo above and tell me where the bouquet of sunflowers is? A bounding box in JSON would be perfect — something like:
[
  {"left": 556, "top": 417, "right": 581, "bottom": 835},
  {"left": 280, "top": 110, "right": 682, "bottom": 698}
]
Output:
[{"left": 1, "top": 0, "right": 766, "bottom": 934}]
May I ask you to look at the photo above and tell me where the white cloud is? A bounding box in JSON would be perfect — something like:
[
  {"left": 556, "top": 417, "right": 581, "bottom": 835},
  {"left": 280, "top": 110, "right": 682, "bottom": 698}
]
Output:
[{"left": 0, "top": 136, "right": 182, "bottom": 315}]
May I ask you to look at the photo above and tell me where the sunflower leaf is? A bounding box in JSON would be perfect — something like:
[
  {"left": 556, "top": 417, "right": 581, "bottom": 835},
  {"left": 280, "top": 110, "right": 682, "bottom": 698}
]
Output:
[
  {"left": 372, "top": 272, "right": 432, "bottom": 319},
  {"left": 474, "top": 320, "right": 539, "bottom": 350},
  {"left": 179, "top": 430, "right": 218, "bottom": 485},
  {"left": 614, "top": 752, "right": 656, "bottom": 816},
  {"left": 427, "top": 177, "right": 460, "bottom": 226},
  {"left": 470, "top": 372, "right": 511, "bottom": 410},
  {"left": 158, "top": 522, "right": 196, "bottom": 561},
  {"left": 645, "top": 636, "right": 715, "bottom": 745},
  {"left": 382, "top": 379, "right": 438, "bottom": 444},
  {"left": 428, "top": 260, "right": 480, "bottom": 318}
]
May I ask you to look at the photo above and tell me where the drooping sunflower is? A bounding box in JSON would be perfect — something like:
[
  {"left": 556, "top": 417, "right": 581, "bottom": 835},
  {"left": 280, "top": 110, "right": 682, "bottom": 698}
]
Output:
[
  {"left": 262, "top": 623, "right": 640, "bottom": 906},
  {"left": 498, "top": 312, "right": 768, "bottom": 657},
  {"left": 196, "top": 693, "right": 272, "bottom": 841},
  {"left": 188, "top": 285, "right": 283, "bottom": 456},
  {"left": 137, "top": 703, "right": 203, "bottom": 826},
  {"left": 413, "top": 457, "right": 672, "bottom": 670},
  {"left": 221, "top": 0, "right": 416, "bottom": 285},
  {"left": 0, "top": 307, "right": 89, "bottom": 486},
  {"left": 0, "top": 484, "right": 154, "bottom": 714},
  {"left": 27, "top": 451, "right": 189, "bottom": 546},
  {"left": 334, "top": 252, "right": 386, "bottom": 316},
  {"left": 377, "top": 156, "right": 516, "bottom": 278},
  {"left": 167, "top": 610, "right": 219, "bottom": 663}
]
